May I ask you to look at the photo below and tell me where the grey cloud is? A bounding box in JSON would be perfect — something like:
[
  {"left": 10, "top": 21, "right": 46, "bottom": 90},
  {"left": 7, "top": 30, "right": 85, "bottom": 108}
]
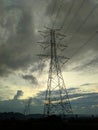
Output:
[
  {"left": 24, "top": 96, "right": 43, "bottom": 109},
  {"left": 22, "top": 74, "right": 38, "bottom": 85},
  {"left": 0, "top": 0, "right": 98, "bottom": 77},
  {"left": 24, "top": 97, "right": 42, "bottom": 111},
  {"left": 45, "top": 0, "right": 98, "bottom": 72},
  {"left": 0, "top": 100, "right": 24, "bottom": 113},
  {"left": 0, "top": 98, "right": 43, "bottom": 114},
  {"left": 33, "top": 97, "right": 43, "bottom": 104},
  {"left": 90, "top": 0, "right": 98, "bottom": 4},
  {"left": 30, "top": 62, "right": 46, "bottom": 73},
  {"left": 0, "top": 0, "right": 37, "bottom": 76},
  {"left": 13, "top": 90, "right": 24, "bottom": 100},
  {"left": 31, "top": 90, "right": 98, "bottom": 114},
  {"left": 80, "top": 83, "right": 92, "bottom": 86},
  {"left": 67, "top": 87, "right": 80, "bottom": 94},
  {"left": 70, "top": 92, "right": 98, "bottom": 114},
  {"left": 0, "top": 90, "right": 98, "bottom": 114},
  {"left": 69, "top": 92, "right": 98, "bottom": 100},
  {"left": 70, "top": 56, "right": 98, "bottom": 73}
]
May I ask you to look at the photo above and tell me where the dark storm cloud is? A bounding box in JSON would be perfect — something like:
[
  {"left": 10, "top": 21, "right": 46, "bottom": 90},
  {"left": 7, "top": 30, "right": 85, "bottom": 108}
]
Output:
[
  {"left": 13, "top": 90, "right": 23, "bottom": 100},
  {"left": 22, "top": 74, "right": 38, "bottom": 85},
  {"left": 30, "top": 62, "right": 46, "bottom": 73},
  {"left": 0, "top": 0, "right": 38, "bottom": 76},
  {"left": 46, "top": 0, "right": 98, "bottom": 32},
  {"left": 45, "top": 0, "right": 98, "bottom": 72},
  {"left": 0, "top": 0, "right": 98, "bottom": 77}
]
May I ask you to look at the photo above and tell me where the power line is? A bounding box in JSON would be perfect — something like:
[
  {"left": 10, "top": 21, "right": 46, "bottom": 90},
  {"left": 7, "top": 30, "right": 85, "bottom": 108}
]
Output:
[
  {"left": 69, "top": 32, "right": 97, "bottom": 59},
  {"left": 58, "top": 3, "right": 98, "bottom": 57},
  {"left": 45, "top": 1, "right": 98, "bottom": 67},
  {"left": 50, "top": 0, "right": 58, "bottom": 16},
  {"left": 52, "top": 0, "right": 64, "bottom": 29},
  {"left": 60, "top": 0, "right": 76, "bottom": 29},
  {"left": 41, "top": 0, "right": 58, "bottom": 30},
  {"left": 65, "top": 0, "right": 86, "bottom": 33},
  {"left": 60, "top": 2, "right": 98, "bottom": 67},
  {"left": 50, "top": 0, "right": 58, "bottom": 27},
  {"left": 51, "top": 0, "right": 76, "bottom": 29},
  {"left": 66, "top": 4, "right": 98, "bottom": 46},
  {"left": 62, "top": 32, "right": 97, "bottom": 67}
]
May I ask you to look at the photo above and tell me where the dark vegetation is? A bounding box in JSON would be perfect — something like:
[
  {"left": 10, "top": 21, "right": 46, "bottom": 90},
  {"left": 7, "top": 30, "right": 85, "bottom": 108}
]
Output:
[{"left": 0, "top": 112, "right": 98, "bottom": 129}]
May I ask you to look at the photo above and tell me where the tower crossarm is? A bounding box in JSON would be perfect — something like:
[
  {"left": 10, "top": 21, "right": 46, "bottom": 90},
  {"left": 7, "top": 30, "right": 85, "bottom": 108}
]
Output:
[
  {"left": 37, "top": 41, "right": 50, "bottom": 44},
  {"left": 37, "top": 54, "right": 69, "bottom": 59}
]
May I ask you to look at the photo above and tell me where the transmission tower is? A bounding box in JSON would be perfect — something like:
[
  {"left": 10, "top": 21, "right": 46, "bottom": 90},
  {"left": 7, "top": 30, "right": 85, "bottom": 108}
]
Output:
[
  {"left": 38, "top": 27, "right": 73, "bottom": 116},
  {"left": 24, "top": 97, "right": 32, "bottom": 115}
]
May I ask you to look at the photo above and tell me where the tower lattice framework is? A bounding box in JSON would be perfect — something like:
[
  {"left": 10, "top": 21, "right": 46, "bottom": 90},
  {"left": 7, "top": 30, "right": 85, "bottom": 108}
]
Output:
[{"left": 38, "top": 28, "right": 73, "bottom": 116}]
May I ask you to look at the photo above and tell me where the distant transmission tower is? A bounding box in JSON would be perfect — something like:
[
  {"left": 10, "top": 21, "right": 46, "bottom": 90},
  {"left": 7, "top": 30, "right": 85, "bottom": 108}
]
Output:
[
  {"left": 24, "top": 97, "right": 32, "bottom": 115},
  {"left": 38, "top": 27, "right": 73, "bottom": 116}
]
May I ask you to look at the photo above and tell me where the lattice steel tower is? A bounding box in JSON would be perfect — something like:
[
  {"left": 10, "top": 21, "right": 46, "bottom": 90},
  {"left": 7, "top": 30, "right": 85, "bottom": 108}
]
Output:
[
  {"left": 24, "top": 97, "right": 32, "bottom": 115},
  {"left": 38, "top": 28, "right": 73, "bottom": 116}
]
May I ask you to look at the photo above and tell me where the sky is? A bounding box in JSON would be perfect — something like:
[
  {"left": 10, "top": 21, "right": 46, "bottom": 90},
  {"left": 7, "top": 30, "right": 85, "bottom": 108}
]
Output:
[{"left": 0, "top": 0, "right": 98, "bottom": 115}]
